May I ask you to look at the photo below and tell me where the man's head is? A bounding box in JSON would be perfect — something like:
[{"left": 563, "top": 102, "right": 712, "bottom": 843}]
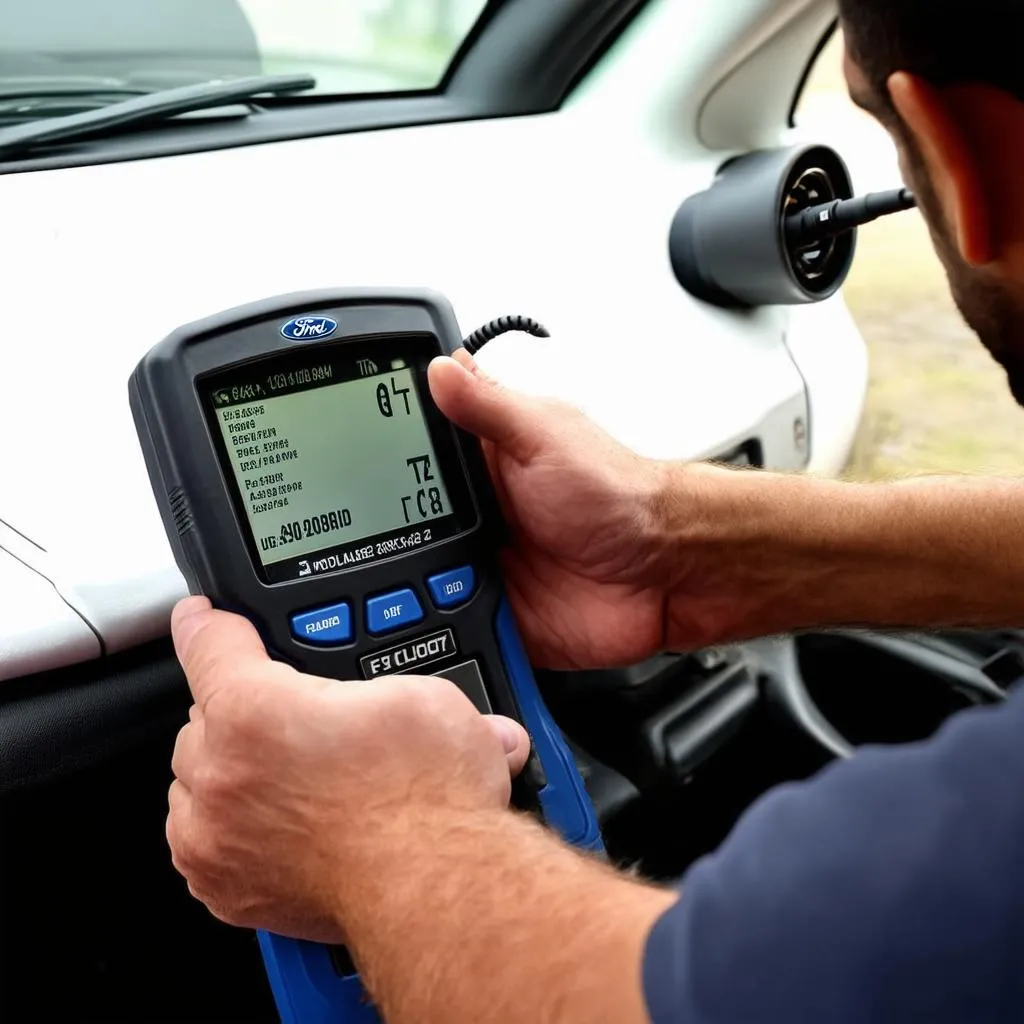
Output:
[{"left": 838, "top": 0, "right": 1024, "bottom": 403}]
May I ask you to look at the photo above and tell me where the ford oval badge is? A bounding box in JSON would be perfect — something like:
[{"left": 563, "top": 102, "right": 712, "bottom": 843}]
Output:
[{"left": 280, "top": 314, "right": 339, "bottom": 342}]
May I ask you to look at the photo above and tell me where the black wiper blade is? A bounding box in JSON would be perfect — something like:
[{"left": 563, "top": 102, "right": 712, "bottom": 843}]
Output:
[
  {"left": 0, "top": 75, "right": 146, "bottom": 100},
  {"left": 0, "top": 73, "right": 315, "bottom": 160}
]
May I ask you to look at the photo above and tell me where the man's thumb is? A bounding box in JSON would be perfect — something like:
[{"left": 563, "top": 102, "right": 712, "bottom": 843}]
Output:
[
  {"left": 427, "top": 353, "right": 541, "bottom": 459},
  {"left": 171, "top": 598, "right": 271, "bottom": 709},
  {"left": 485, "top": 715, "right": 531, "bottom": 777}
]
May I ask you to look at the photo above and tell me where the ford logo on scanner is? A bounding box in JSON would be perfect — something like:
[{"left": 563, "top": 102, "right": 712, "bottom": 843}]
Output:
[{"left": 280, "top": 315, "right": 339, "bottom": 341}]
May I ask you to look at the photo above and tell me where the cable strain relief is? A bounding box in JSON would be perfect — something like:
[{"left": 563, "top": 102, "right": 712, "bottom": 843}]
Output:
[{"left": 463, "top": 315, "right": 551, "bottom": 354}]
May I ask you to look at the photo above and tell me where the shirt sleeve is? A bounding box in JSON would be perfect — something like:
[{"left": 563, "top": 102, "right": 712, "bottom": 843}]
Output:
[{"left": 642, "top": 686, "right": 1024, "bottom": 1023}]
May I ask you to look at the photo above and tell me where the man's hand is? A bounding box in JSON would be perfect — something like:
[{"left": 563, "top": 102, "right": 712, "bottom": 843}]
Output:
[
  {"left": 429, "top": 351, "right": 677, "bottom": 668},
  {"left": 432, "top": 351, "right": 1024, "bottom": 649},
  {"left": 167, "top": 595, "right": 529, "bottom": 944},
  {"left": 168, "top": 595, "right": 674, "bottom": 1023}
]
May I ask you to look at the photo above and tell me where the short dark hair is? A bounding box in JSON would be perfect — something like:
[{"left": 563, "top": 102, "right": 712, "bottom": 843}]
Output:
[{"left": 838, "top": 0, "right": 1024, "bottom": 115}]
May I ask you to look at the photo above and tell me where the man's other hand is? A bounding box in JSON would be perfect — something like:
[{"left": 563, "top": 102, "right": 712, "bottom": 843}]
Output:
[
  {"left": 429, "top": 351, "right": 678, "bottom": 669},
  {"left": 431, "top": 350, "right": 1017, "bottom": 652},
  {"left": 166, "top": 596, "right": 529, "bottom": 944}
]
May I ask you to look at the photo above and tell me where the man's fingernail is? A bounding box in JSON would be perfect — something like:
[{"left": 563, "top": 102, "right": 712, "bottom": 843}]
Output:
[
  {"left": 173, "top": 596, "right": 211, "bottom": 626},
  {"left": 171, "top": 597, "right": 213, "bottom": 648},
  {"left": 489, "top": 716, "right": 523, "bottom": 754}
]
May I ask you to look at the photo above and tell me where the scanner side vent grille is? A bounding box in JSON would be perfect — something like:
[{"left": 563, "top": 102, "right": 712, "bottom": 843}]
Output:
[{"left": 168, "top": 487, "right": 194, "bottom": 538}]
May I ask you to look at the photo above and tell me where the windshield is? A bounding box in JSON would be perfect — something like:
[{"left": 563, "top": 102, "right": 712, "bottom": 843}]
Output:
[{"left": 0, "top": 0, "right": 490, "bottom": 102}]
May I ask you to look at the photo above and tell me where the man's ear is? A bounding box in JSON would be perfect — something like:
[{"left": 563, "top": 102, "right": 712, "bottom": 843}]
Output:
[{"left": 888, "top": 71, "right": 994, "bottom": 266}]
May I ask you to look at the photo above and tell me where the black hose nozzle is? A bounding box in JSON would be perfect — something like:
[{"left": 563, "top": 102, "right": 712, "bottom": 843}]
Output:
[{"left": 785, "top": 187, "right": 917, "bottom": 247}]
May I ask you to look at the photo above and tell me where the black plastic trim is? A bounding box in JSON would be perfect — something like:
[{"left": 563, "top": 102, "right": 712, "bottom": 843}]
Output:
[
  {"left": 0, "top": 96, "right": 492, "bottom": 175},
  {"left": 438, "top": 0, "right": 507, "bottom": 89},
  {"left": 0, "top": 640, "right": 189, "bottom": 793},
  {"left": 0, "top": 0, "right": 651, "bottom": 175},
  {"left": 642, "top": 662, "right": 759, "bottom": 782},
  {"left": 787, "top": 19, "right": 838, "bottom": 128},
  {"left": 447, "top": 0, "right": 651, "bottom": 112}
]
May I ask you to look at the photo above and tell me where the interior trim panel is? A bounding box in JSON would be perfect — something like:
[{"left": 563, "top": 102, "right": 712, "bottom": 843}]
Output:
[{"left": 0, "top": 639, "right": 187, "bottom": 793}]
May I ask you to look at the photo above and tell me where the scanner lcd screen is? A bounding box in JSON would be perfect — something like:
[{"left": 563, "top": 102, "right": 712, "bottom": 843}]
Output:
[{"left": 203, "top": 343, "right": 469, "bottom": 583}]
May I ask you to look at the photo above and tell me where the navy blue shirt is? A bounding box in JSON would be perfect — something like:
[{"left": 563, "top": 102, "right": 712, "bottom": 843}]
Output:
[{"left": 643, "top": 685, "right": 1024, "bottom": 1022}]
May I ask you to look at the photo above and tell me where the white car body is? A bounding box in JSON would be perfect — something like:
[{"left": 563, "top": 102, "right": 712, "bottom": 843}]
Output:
[{"left": 0, "top": 0, "right": 881, "bottom": 679}]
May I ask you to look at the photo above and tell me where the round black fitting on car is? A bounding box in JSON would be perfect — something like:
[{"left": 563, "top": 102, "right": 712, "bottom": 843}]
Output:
[{"left": 669, "top": 144, "right": 856, "bottom": 308}]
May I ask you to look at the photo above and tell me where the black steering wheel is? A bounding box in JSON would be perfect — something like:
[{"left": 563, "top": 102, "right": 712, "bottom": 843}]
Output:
[{"left": 759, "top": 631, "right": 1011, "bottom": 762}]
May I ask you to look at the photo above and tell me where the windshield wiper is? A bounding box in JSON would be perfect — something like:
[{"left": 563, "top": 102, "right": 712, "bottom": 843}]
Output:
[
  {"left": 0, "top": 76, "right": 147, "bottom": 100},
  {"left": 0, "top": 73, "right": 315, "bottom": 160}
]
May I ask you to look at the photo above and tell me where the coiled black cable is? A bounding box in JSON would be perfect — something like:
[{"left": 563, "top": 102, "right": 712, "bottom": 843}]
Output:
[{"left": 463, "top": 315, "right": 550, "bottom": 355}]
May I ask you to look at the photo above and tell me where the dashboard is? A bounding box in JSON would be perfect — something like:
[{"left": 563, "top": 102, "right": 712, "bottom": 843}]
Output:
[{"left": 0, "top": 0, "right": 867, "bottom": 682}]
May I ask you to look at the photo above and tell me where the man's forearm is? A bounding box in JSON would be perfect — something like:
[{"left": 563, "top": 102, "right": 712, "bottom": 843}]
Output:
[
  {"left": 339, "top": 810, "right": 675, "bottom": 1023},
  {"left": 664, "top": 466, "right": 1024, "bottom": 643}
]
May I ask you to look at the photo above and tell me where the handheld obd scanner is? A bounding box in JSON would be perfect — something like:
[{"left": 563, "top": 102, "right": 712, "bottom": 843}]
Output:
[{"left": 129, "top": 289, "right": 602, "bottom": 1023}]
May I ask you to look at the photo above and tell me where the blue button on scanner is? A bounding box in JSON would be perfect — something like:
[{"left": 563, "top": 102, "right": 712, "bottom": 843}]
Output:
[
  {"left": 291, "top": 601, "right": 353, "bottom": 646},
  {"left": 427, "top": 566, "right": 476, "bottom": 609},
  {"left": 366, "top": 588, "right": 425, "bottom": 635}
]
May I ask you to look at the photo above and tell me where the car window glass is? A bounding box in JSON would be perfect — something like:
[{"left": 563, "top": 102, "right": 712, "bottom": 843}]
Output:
[{"left": 0, "top": 0, "right": 490, "bottom": 97}]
